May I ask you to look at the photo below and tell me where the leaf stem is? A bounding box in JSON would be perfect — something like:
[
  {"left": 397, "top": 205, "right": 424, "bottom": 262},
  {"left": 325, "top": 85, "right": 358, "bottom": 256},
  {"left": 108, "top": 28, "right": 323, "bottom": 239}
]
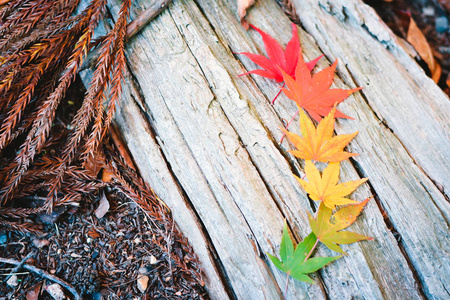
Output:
[
  {"left": 304, "top": 239, "right": 319, "bottom": 262},
  {"left": 284, "top": 272, "right": 289, "bottom": 300},
  {"left": 279, "top": 109, "right": 299, "bottom": 143},
  {"left": 282, "top": 236, "right": 318, "bottom": 299},
  {"left": 271, "top": 82, "right": 286, "bottom": 105}
]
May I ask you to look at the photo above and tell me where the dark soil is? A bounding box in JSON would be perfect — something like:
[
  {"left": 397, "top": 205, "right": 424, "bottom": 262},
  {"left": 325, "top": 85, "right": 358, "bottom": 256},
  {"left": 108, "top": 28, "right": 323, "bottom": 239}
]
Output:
[{"left": 0, "top": 193, "right": 207, "bottom": 299}]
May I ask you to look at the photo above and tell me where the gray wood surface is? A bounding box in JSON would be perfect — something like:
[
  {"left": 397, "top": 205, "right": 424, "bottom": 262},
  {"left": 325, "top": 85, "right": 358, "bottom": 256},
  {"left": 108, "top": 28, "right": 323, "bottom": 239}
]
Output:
[{"left": 80, "top": 0, "right": 449, "bottom": 299}]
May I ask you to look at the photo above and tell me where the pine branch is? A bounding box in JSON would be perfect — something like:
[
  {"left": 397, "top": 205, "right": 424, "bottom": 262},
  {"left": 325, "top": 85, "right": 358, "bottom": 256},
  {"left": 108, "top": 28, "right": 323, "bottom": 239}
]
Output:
[
  {"left": 45, "top": 0, "right": 133, "bottom": 210},
  {"left": 0, "top": 207, "right": 43, "bottom": 219},
  {"left": 80, "top": 0, "right": 173, "bottom": 71},
  {"left": 90, "top": 0, "right": 132, "bottom": 151},
  {"left": 0, "top": 219, "right": 44, "bottom": 235},
  {"left": 0, "top": 0, "right": 107, "bottom": 205},
  {"left": 0, "top": 0, "right": 54, "bottom": 51}
]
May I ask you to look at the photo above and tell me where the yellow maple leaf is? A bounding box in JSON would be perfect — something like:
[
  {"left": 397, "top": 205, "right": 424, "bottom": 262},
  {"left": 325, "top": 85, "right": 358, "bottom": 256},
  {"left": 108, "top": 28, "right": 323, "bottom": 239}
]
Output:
[
  {"left": 296, "top": 161, "right": 368, "bottom": 210},
  {"left": 283, "top": 108, "right": 358, "bottom": 163}
]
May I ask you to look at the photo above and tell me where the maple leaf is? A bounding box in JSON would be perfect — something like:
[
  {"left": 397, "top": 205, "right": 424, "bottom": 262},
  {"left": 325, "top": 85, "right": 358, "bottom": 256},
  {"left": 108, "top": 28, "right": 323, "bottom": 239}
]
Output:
[
  {"left": 268, "top": 221, "right": 340, "bottom": 284},
  {"left": 238, "top": 24, "right": 322, "bottom": 83},
  {"left": 308, "top": 200, "right": 373, "bottom": 254},
  {"left": 282, "top": 108, "right": 358, "bottom": 162},
  {"left": 280, "top": 55, "right": 362, "bottom": 122},
  {"left": 296, "top": 161, "right": 368, "bottom": 210}
]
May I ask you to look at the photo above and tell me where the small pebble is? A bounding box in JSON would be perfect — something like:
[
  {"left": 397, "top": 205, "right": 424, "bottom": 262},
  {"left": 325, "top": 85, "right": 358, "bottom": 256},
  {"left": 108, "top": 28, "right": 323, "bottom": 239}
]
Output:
[
  {"left": 45, "top": 283, "right": 66, "bottom": 300},
  {"left": 149, "top": 255, "right": 158, "bottom": 265},
  {"left": 33, "top": 238, "right": 50, "bottom": 248},
  {"left": 137, "top": 275, "right": 149, "bottom": 293},
  {"left": 0, "top": 233, "right": 7, "bottom": 245},
  {"left": 138, "top": 267, "right": 147, "bottom": 274},
  {"left": 91, "top": 292, "right": 102, "bottom": 300},
  {"left": 423, "top": 6, "right": 435, "bottom": 16},
  {"left": 6, "top": 275, "right": 18, "bottom": 287},
  {"left": 435, "top": 16, "right": 448, "bottom": 33}
]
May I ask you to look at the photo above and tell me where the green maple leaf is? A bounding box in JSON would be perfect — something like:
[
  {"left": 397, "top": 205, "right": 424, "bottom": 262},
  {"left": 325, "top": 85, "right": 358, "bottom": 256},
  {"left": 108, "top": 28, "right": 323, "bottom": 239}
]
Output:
[
  {"left": 308, "top": 199, "right": 373, "bottom": 254},
  {"left": 268, "top": 221, "right": 341, "bottom": 284}
]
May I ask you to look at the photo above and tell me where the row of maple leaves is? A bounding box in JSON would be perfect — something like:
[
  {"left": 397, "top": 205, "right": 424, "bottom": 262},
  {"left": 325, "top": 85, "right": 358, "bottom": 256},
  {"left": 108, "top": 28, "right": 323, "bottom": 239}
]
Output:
[{"left": 238, "top": 24, "right": 373, "bottom": 292}]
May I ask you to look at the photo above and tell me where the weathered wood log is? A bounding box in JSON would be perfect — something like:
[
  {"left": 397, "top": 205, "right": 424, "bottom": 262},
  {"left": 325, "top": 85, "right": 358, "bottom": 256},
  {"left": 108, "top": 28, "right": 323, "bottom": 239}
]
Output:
[{"left": 80, "top": 0, "right": 449, "bottom": 298}]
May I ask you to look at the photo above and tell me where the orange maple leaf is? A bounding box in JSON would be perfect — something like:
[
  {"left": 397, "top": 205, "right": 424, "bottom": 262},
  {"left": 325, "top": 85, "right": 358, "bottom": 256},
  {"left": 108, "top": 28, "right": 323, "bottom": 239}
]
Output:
[
  {"left": 280, "top": 54, "right": 362, "bottom": 122},
  {"left": 308, "top": 200, "right": 373, "bottom": 254},
  {"left": 282, "top": 108, "right": 358, "bottom": 162},
  {"left": 296, "top": 160, "right": 368, "bottom": 210}
]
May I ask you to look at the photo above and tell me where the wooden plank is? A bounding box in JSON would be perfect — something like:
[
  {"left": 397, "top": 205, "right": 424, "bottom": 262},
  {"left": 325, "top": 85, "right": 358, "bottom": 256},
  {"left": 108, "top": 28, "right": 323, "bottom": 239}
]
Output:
[
  {"left": 288, "top": 0, "right": 450, "bottom": 202},
  {"left": 159, "top": 1, "right": 422, "bottom": 299},
  {"left": 284, "top": 1, "right": 450, "bottom": 299},
  {"left": 169, "top": 0, "right": 430, "bottom": 298},
  {"left": 106, "top": 6, "right": 319, "bottom": 300},
  {"left": 78, "top": 0, "right": 450, "bottom": 298},
  {"left": 78, "top": 7, "right": 233, "bottom": 300}
]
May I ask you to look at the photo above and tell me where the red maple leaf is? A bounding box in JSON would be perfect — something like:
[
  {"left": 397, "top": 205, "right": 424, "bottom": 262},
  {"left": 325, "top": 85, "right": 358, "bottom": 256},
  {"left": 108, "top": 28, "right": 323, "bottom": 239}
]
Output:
[
  {"left": 280, "top": 56, "right": 362, "bottom": 122},
  {"left": 238, "top": 24, "right": 323, "bottom": 83}
]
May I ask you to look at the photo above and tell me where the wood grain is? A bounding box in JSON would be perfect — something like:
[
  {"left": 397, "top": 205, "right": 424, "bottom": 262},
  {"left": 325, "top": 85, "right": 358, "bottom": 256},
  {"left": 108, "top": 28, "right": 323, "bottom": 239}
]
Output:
[{"left": 79, "top": 0, "right": 449, "bottom": 298}]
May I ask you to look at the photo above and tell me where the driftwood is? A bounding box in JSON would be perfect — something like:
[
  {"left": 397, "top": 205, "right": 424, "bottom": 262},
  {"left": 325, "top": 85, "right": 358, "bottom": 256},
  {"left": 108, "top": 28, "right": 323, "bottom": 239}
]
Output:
[{"left": 80, "top": 0, "right": 449, "bottom": 299}]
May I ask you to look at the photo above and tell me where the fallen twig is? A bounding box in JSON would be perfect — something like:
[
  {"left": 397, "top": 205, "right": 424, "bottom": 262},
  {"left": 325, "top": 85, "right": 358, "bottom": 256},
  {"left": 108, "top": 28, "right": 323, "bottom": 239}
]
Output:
[
  {"left": 0, "top": 257, "right": 80, "bottom": 300},
  {"left": 126, "top": 0, "right": 172, "bottom": 38},
  {"left": 4, "top": 251, "right": 35, "bottom": 282},
  {"left": 81, "top": 0, "right": 173, "bottom": 71}
]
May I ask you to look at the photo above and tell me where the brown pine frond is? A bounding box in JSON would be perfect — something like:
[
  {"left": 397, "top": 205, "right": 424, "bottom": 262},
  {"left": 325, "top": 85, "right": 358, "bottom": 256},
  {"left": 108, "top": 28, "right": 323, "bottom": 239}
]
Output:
[
  {"left": 0, "top": 0, "right": 40, "bottom": 35},
  {"left": 45, "top": 0, "right": 130, "bottom": 210},
  {"left": 86, "top": 0, "right": 131, "bottom": 158},
  {"left": 2, "top": 13, "right": 84, "bottom": 56},
  {"left": 0, "top": 219, "right": 44, "bottom": 235},
  {"left": 0, "top": 64, "right": 44, "bottom": 149},
  {"left": 43, "top": 0, "right": 81, "bottom": 27},
  {"left": 102, "top": 0, "right": 131, "bottom": 140},
  {"left": 0, "top": 0, "right": 24, "bottom": 21},
  {"left": 53, "top": 193, "right": 83, "bottom": 207},
  {"left": 3, "top": 62, "right": 68, "bottom": 148},
  {"left": 15, "top": 175, "right": 105, "bottom": 199},
  {"left": 0, "top": 0, "right": 54, "bottom": 51},
  {"left": 0, "top": 6, "right": 203, "bottom": 288},
  {"left": 0, "top": 207, "right": 43, "bottom": 219},
  {"left": 0, "top": 0, "right": 107, "bottom": 204}
]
